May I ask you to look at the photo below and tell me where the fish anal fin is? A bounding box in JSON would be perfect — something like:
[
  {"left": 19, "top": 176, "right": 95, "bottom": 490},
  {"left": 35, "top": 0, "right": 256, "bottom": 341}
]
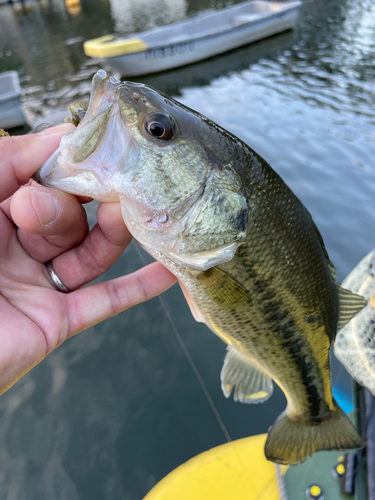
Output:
[
  {"left": 220, "top": 346, "right": 273, "bottom": 404},
  {"left": 265, "top": 400, "right": 362, "bottom": 465},
  {"left": 179, "top": 282, "right": 205, "bottom": 323},
  {"left": 337, "top": 284, "right": 367, "bottom": 331},
  {"left": 195, "top": 267, "right": 250, "bottom": 309}
]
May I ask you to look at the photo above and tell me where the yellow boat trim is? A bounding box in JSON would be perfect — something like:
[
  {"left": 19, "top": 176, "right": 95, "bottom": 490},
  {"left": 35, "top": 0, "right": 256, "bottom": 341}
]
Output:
[
  {"left": 83, "top": 35, "right": 149, "bottom": 58},
  {"left": 143, "top": 434, "right": 288, "bottom": 500},
  {"left": 65, "top": 0, "right": 80, "bottom": 7}
]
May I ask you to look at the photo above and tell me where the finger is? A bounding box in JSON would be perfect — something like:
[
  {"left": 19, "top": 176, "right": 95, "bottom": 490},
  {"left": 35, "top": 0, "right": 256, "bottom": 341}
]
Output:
[
  {"left": 0, "top": 262, "right": 176, "bottom": 395},
  {"left": 0, "top": 123, "right": 74, "bottom": 203},
  {"left": 48, "top": 202, "right": 133, "bottom": 290},
  {"left": 10, "top": 185, "right": 89, "bottom": 262},
  {"left": 0, "top": 179, "right": 33, "bottom": 222},
  {"left": 65, "top": 261, "right": 177, "bottom": 338}
]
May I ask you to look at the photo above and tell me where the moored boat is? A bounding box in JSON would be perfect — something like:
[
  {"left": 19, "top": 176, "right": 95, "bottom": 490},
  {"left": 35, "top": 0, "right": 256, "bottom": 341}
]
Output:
[
  {"left": 0, "top": 71, "right": 26, "bottom": 129},
  {"left": 83, "top": 0, "right": 302, "bottom": 77}
]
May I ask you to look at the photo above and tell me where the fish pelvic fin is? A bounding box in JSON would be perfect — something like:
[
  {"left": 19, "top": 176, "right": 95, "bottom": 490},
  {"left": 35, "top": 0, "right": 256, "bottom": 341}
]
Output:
[
  {"left": 220, "top": 346, "right": 273, "bottom": 404},
  {"left": 337, "top": 285, "right": 367, "bottom": 332},
  {"left": 264, "top": 400, "right": 362, "bottom": 465}
]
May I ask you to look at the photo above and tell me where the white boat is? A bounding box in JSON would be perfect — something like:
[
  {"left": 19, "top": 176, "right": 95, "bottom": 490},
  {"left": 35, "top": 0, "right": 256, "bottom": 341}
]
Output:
[
  {"left": 0, "top": 71, "right": 26, "bottom": 129},
  {"left": 83, "top": 0, "right": 302, "bottom": 77}
]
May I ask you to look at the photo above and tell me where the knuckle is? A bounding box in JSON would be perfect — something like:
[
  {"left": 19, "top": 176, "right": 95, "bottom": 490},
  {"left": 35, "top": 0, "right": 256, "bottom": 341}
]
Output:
[
  {"left": 76, "top": 241, "right": 107, "bottom": 275},
  {"left": 104, "top": 280, "right": 123, "bottom": 316}
]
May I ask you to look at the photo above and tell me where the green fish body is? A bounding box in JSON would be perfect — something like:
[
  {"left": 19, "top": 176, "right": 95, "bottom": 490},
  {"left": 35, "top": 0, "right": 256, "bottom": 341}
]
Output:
[{"left": 36, "top": 70, "right": 365, "bottom": 464}]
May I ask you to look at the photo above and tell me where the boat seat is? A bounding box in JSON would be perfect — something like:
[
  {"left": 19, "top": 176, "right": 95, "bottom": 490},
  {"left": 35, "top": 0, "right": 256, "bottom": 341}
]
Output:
[{"left": 231, "top": 14, "right": 259, "bottom": 26}]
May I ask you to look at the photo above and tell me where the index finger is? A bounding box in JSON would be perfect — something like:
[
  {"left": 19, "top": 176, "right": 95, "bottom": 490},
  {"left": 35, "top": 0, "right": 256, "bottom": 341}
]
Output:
[{"left": 0, "top": 123, "right": 74, "bottom": 203}]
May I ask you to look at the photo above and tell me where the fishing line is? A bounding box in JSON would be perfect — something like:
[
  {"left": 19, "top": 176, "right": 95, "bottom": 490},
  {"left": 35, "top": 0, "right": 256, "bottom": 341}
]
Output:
[
  {"left": 251, "top": 464, "right": 289, "bottom": 500},
  {"left": 275, "top": 464, "right": 288, "bottom": 500},
  {"left": 364, "top": 388, "right": 375, "bottom": 442},
  {"left": 134, "top": 244, "right": 232, "bottom": 443}
]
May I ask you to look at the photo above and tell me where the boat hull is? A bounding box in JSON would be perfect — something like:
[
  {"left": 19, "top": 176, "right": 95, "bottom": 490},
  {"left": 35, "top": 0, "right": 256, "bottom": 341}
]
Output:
[{"left": 100, "top": 5, "right": 300, "bottom": 77}]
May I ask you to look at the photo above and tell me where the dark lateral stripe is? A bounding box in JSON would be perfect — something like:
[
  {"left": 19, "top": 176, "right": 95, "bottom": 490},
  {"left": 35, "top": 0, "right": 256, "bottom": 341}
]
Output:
[
  {"left": 278, "top": 324, "right": 323, "bottom": 417},
  {"left": 256, "top": 264, "right": 327, "bottom": 418},
  {"left": 261, "top": 286, "right": 324, "bottom": 418}
]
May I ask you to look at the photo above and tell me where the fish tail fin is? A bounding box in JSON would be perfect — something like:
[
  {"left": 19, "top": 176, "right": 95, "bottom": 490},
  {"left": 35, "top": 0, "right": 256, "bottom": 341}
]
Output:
[{"left": 265, "top": 400, "right": 362, "bottom": 465}]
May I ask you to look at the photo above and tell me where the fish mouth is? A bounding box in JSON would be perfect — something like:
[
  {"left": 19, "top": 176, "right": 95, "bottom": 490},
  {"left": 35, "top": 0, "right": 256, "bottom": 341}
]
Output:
[{"left": 35, "top": 71, "right": 139, "bottom": 201}]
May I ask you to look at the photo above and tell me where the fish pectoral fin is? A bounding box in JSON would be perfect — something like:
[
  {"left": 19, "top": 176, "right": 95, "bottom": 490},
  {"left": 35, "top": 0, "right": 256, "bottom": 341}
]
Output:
[
  {"left": 195, "top": 267, "right": 250, "bottom": 309},
  {"left": 337, "top": 284, "right": 367, "bottom": 331},
  {"left": 220, "top": 346, "right": 273, "bottom": 404}
]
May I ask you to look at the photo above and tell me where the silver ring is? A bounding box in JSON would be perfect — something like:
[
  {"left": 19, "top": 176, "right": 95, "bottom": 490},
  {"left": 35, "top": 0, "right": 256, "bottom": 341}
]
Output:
[{"left": 45, "top": 260, "right": 72, "bottom": 293}]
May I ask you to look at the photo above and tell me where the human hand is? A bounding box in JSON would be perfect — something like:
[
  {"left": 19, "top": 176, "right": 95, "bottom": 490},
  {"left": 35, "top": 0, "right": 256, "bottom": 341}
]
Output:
[{"left": 0, "top": 124, "right": 177, "bottom": 395}]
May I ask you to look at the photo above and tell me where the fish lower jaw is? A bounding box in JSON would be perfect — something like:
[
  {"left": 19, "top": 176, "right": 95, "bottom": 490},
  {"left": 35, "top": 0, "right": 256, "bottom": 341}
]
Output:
[{"left": 38, "top": 170, "right": 125, "bottom": 202}]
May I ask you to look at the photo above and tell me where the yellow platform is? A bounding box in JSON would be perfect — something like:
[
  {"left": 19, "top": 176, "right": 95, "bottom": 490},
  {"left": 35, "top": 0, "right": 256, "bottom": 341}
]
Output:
[
  {"left": 144, "top": 434, "right": 287, "bottom": 500},
  {"left": 83, "top": 35, "right": 149, "bottom": 58}
]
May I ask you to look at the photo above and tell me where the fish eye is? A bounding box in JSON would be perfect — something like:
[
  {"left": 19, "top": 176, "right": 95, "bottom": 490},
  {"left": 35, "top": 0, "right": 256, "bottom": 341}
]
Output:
[{"left": 145, "top": 113, "right": 174, "bottom": 140}]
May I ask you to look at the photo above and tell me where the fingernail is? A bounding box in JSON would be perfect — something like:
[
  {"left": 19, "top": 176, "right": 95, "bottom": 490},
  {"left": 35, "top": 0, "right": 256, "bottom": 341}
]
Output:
[{"left": 30, "top": 189, "right": 60, "bottom": 226}]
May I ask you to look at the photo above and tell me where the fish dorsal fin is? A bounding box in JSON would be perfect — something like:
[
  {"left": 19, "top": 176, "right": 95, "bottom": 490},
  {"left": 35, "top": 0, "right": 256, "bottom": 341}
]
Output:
[
  {"left": 329, "top": 262, "right": 339, "bottom": 281},
  {"left": 220, "top": 346, "right": 273, "bottom": 404},
  {"left": 337, "top": 285, "right": 367, "bottom": 331},
  {"left": 194, "top": 267, "right": 249, "bottom": 309}
]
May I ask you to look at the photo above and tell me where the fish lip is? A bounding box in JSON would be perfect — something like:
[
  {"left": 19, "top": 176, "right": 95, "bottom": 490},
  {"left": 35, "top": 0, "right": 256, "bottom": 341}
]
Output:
[
  {"left": 77, "top": 70, "right": 125, "bottom": 128},
  {"left": 93, "top": 69, "right": 109, "bottom": 87}
]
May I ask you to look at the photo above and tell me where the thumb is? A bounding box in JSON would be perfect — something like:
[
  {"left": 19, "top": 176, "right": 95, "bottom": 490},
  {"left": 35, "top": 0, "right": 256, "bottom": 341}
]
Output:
[{"left": 0, "top": 123, "right": 74, "bottom": 203}]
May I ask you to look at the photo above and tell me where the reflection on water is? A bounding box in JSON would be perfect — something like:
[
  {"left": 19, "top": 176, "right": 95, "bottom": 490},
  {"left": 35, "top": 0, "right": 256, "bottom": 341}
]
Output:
[
  {"left": 1, "top": 0, "right": 375, "bottom": 498},
  {"left": 109, "top": 0, "right": 187, "bottom": 35}
]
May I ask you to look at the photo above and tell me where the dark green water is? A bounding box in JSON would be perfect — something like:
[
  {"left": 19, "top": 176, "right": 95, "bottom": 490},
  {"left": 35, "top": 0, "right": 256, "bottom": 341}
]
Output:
[{"left": 1, "top": 0, "right": 375, "bottom": 498}]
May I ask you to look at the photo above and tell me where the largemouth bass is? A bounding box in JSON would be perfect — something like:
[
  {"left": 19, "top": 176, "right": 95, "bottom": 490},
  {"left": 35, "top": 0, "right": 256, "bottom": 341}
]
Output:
[{"left": 35, "top": 70, "right": 365, "bottom": 465}]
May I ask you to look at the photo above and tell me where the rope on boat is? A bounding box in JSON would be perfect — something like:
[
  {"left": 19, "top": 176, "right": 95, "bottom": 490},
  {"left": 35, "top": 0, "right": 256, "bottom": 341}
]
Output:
[
  {"left": 275, "top": 464, "right": 288, "bottom": 500},
  {"left": 355, "top": 383, "right": 375, "bottom": 500},
  {"left": 365, "top": 389, "right": 375, "bottom": 500}
]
